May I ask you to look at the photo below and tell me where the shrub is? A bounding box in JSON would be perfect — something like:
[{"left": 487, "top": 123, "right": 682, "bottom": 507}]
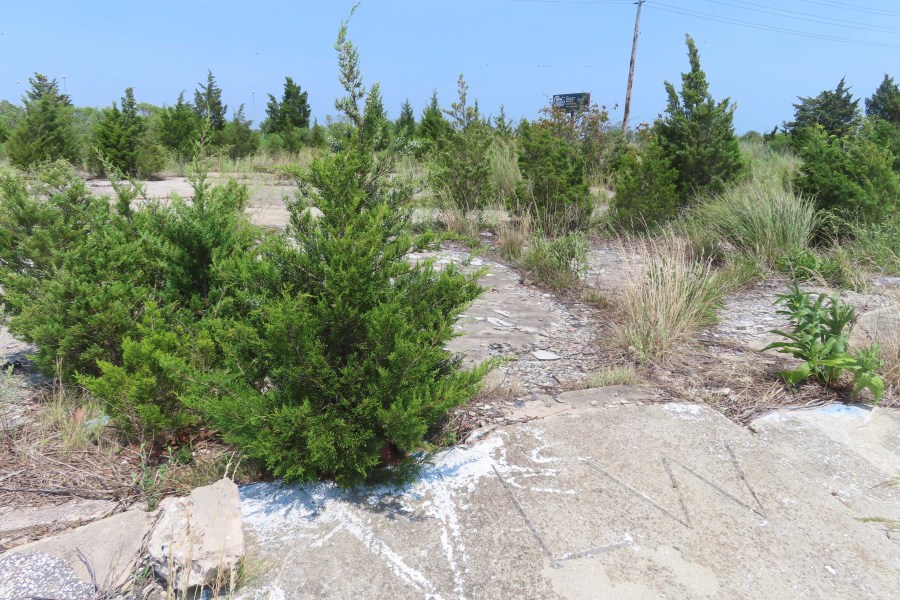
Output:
[
  {"left": 179, "top": 15, "right": 490, "bottom": 486},
  {"left": 488, "top": 137, "right": 521, "bottom": 204},
  {"left": 788, "top": 77, "right": 860, "bottom": 142},
  {"left": 794, "top": 122, "right": 900, "bottom": 224},
  {"left": 611, "top": 139, "right": 679, "bottom": 228},
  {"left": 655, "top": 35, "right": 744, "bottom": 204},
  {"left": 428, "top": 75, "right": 494, "bottom": 213},
  {"left": 90, "top": 87, "right": 145, "bottom": 177},
  {"left": 516, "top": 110, "right": 592, "bottom": 233},
  {"left": 521, "top": 232, "right": 587, "bottom": 290},
  {"left": 765, "top": 286, "right": 884, "bottom": 401},
  {"left": 617, "top": 234, "right": 723, "bottom": 361},
  {"left": 6, "top": 74, "right": 80, "bottom": 168}
]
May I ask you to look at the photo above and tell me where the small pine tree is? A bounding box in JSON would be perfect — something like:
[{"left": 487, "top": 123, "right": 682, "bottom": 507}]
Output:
[
  {"left": 218, "top": 105, "right": 259, "bottom": 159},
  {"left": 158, "top": 92, "right": 200, "bottom": 161},
  {"left": 396, "top": 98, "right": 416, "bottom": 138},
  {"left": 655, "top": 35, "right": 744, "bottom": 204},
  {"left": 185, "top": 11, "right": 489, "bottom": 485},
  {"left": 866, "top": 74, "right": 900, "bottom": 126},
  {"left": 612, "top": 139, "right": 680, "bottom": 227},
  {"left": 91, "top": 87, "right": 146, "bottom": 176},
  {"left": 309, "top": 118, "right": 326, "bottom": 147},
  {"left": 193, "top": 70, "right": 228, "bottom": 131},
  {"left": 429, "top": 75, "right": 494, "bottom": 213},
  {"left": 264, "top": 76, "right": 311, "bottom": 135},
  {"left": 419, "top": 89, "right": 451, "bottom": 153},
  {"left": 7, "top": 74, "right": 80, "bottom": 168},
  {"left": 494, "top": 104, "right": 513, "bottom": 138}
]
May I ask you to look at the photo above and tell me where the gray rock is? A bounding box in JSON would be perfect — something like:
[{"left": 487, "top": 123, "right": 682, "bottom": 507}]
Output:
[
  {"left": 531, "top": 350, "right": 561, "bottom": 361},
  {"left": 147, "top": 478, "right": 244, "bottom": 591},
  {"left": 0, "top": 499, "right": 118, "bottom": 547}
]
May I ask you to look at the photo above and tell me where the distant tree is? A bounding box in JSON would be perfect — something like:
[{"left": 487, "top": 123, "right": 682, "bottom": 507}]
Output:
[
  {"left": 655, "top": 34, "right": 744, "bottom": 204},
  {"left": 194, "top": 70, "right": 227, "bottom": 130},
  {"left": 419, "top": 90, "right": 451, "bottom": 153},
  {"left": 6, "top": 73, "right": 80, "bottom": 168},
  {"left": 158, "top": 92, "right": 199, "bottom": 161},
  {"left": 493, "top": 104, "right": 513, "bottom": 138},
  {"left": 865, "top": 74, "right": 900, "bottom": 126},
  {"left": 309, "top": 118, "right": 326, "bottom": 147},
  {"left": 91, "top": 87, "right": 145, "bottom": 176},
  {"left": 396, "top": 98, "right": 416, "bottom": 138},
  {"left": 218, "top": 105, "right": 259, "bottom": 159},
  {"left": 264, "top": 76, "right": 311, "bottom": 134},
  {"left": 0, "top": 100, "right": 24, "bottom": 144},
  {"left": 787, "top": 77, "right": 860, "bottom": 140}
]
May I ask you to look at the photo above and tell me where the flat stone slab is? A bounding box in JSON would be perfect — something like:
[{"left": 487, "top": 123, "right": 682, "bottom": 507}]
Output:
[
  {"left": 236, "top": 400, "right": 900, "bottom": 599},
  {"left": 0, "top": 499, "right": 118, "bottom": 547},
  {"left": 9, "top": 508, "right": 155, "bottom": 589}
]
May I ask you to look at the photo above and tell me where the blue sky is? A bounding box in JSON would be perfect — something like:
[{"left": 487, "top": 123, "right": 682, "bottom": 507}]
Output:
[{"left": 1, "top": 0, "right": 899, "bottom": 132}]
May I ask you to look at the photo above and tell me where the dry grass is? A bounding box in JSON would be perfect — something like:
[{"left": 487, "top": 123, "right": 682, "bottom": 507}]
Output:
[
  {"left": 584, "top": 365, "right": 638, "bottom": 388},
  {"left": 616, "top": 233, "right": 723, "bottom": 362},
  {"left": 497, "top": 214, "right": 531, "bottom": 262}
]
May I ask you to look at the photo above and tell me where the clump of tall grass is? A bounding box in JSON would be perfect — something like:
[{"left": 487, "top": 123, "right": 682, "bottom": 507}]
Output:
[
  {"left": 584, "top": 365, "right": 638, "bottom": 388},
  {"left": 617, "top": 233, "right": 723, "bottom": 361},
  {"left": 521, "top": 231, "right": 588, "bottom": 290},
  {"left": 498, "top": 214, "right": 531, "bottom": 262},
  {"left": 686, "top": 179, "right": 816, "bottom": 267},
  {"left": 488, "top": 137, "right": 522, "bottom": 204}
]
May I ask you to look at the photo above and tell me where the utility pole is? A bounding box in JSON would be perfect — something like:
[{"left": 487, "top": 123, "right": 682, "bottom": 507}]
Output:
[{"left": 622, "top": 0, "right": 644, "bottom": 134}]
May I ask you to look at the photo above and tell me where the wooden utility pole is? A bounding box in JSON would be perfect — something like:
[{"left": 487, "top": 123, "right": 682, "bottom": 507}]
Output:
[{"left": 622, "top": 0, "right": 644, "bottom": 134}]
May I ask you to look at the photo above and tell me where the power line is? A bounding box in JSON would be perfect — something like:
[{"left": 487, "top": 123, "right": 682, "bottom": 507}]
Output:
[
  {"left": 796, "top": 0, "right": 900, "bottom": 19},
  {"left": 700, "top": 0, "right": 900, "bottom": 33},
  {"left": 648, "top": 2, "right": 900, "bottom": 49}
]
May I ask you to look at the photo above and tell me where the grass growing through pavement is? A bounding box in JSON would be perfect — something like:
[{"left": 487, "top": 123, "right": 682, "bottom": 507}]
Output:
[{"left": 617, "top": 233, "right": 723, "bottom": 362}]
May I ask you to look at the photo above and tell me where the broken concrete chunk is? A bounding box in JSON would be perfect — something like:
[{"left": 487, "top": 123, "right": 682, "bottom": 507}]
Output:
[
  {"left": 532, "top": 350, "right": 561, "bottom": 361},
  {"left": 147, "top": 478, "right": 244, "bottom": 592}
]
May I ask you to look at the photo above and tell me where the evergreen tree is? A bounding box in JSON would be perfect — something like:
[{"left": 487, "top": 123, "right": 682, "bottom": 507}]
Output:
[
  {"left": 6, "top": 73, "right": 79, "bottom": 168},
  {"left": 219, "top": 105, "right": 259, "bottom": 159},
  {"left": 185, "top": 11, "right": 488, "bottom": 485},
  {"left": 264, "top": 76, "right": 311, "bottom": 134},
  {"left": 157, "top": 92, "right": 199, "bottom": 161},
  {"left": 309, "top": 118, "right": 326, "bottom": 147},
  {"left": 91, "top": 87, "right": 145, "bottom": 176},
  {"left": 655, "top": 35, "right": 744, "bottom": 204},
  {"left": 429, "top": 75, "right": 494, "bottom": 213},
  {"left": 787, "top": 77, "right": 860, "bottom": 140},
  {"left": 494, "top": 104, "right": 513, "bottom": 138},
  {"left": 866, "top": 74, "right": 900, "bottom": 126},
  {"left": 396, "top": 98, "right": 416, "bottom": 138},
  {"left": 420, "top": 90, "right": 451, "bottom": 151},
  {"left": 193, "top": 70, "right": 227, "bottom": 131}
]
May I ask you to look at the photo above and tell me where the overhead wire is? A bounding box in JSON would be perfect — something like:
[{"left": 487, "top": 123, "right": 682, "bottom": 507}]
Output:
[
  {"left": 699, "top": 0, "right": 900, "bottom": 34},
  {"left": 796, "top": 0, "right": 900, "bottom": 19},
  {"left": 647, "top": 2, "right": 900, "bottom": 50}
]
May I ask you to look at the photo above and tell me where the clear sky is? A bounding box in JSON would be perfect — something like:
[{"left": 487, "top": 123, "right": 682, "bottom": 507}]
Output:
[{"left": 2, "top": 0, "right": 899, "bottom": 133}]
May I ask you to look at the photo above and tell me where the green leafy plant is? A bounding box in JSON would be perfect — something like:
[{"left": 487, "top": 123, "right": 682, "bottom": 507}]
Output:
[
  {"left": 521, "top": 231, "right": 588, "bottom": 290},
  {"left": 764, "top": 285, "right": 884, "bottom": 401}
]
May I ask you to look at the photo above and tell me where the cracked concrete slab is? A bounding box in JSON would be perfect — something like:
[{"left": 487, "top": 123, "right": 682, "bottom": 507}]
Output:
[{"left": 235, "top": 399, "right": 900, "bottom": 599}]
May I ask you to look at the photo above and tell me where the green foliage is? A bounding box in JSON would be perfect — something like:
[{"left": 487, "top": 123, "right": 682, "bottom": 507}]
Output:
[
  {"left": 396, "top": 98, "right": 416, "bottom": 139},
  {"left": 688, "top": 179, "right": 816, "bottom": 267},
  {"left": 157, "top": 92, "right": 200, "bottom": 162},
  {"left": 7, "top": 74, "right": 80, "bottom": 168},
  {"left": 612, "top": 138, "right": 679, "bottom": 228},
  {"left": 264, "top": 76, "right": 311, "bottom": 134},
  {"left": 181, "top": 14, "right": 489, "bottom": 486},
  {"left": 521, "top": 232, "right": 587, "bottom": 290},
  {"left": 765, "top": 286, "right": 884, "bottom": 401},
  {"left": 419, "top": 90, "right": 451, "bottom": 154},
  {"left": 91, "top": 87, "right": 146, "bottom": 176},
  {"left": 516, "top": 111, "right": 591, "bottom": 233},
  {"left": 193, "top": 70, "right": 227, "bottom": 131},
  {"left": 429, "top": 75, "right": 494, "bottom": 213},
  {"left": 655, "top": 35, "right": 744, "bottom": 204},
  {"left": 0, "top": 100, "right": 24, "bottom": 144},
  {"left": 788, "top": 77, "right": 860, "bottom": 142},
  {"left": 217, "top": 105, "right": 259, "bottom": 159},
  {"left": 866, "top": 74, "right": 900, "bottom": 126},
  {"left": 793, "top": 122, "right": 900, "bottom": 223}
]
